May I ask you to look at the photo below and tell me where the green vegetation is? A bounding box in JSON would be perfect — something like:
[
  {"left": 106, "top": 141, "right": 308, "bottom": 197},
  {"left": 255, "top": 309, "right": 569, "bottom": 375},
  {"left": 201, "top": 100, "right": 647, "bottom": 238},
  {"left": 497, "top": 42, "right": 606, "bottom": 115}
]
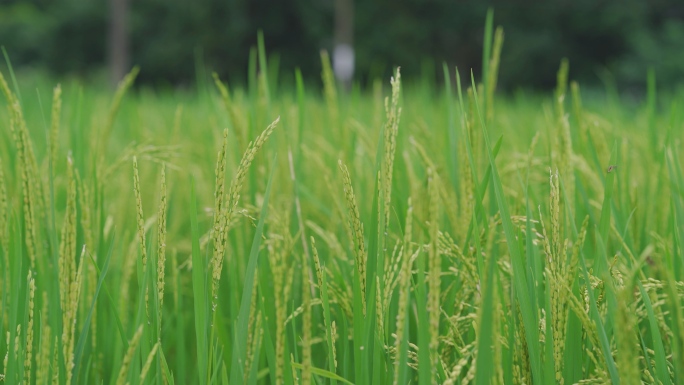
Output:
[{"left": 2, "top": 21, "right": 684, "bottom": 385}]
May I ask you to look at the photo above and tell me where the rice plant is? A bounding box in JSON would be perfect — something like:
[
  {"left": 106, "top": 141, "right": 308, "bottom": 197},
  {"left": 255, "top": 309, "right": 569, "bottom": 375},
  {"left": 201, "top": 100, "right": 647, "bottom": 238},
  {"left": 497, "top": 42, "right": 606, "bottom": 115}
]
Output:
[{"left": 1, "top": 14, "right": 684, "bottom": 385}]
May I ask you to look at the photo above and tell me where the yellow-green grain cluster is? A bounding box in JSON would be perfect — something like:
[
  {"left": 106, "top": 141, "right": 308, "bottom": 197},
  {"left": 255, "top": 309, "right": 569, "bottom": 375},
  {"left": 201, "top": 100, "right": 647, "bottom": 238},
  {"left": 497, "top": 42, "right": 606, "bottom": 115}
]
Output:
[{"left": 339, "top": 159, "right": 367, "bottom": 313}]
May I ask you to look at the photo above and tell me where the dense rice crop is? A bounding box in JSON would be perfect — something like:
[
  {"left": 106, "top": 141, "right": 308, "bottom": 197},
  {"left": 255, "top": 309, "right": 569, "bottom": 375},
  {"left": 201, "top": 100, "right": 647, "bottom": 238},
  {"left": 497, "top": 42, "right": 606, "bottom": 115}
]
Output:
[{"left": 2, "top": 21, "right": 684, "bottom": 385}]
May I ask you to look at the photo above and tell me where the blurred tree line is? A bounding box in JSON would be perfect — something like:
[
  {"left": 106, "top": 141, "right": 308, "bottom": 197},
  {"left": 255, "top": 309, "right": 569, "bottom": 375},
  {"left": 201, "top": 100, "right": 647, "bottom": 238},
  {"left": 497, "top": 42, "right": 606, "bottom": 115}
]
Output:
[{"left": 0, "top": 0, "right": 682, "bottom": 90}]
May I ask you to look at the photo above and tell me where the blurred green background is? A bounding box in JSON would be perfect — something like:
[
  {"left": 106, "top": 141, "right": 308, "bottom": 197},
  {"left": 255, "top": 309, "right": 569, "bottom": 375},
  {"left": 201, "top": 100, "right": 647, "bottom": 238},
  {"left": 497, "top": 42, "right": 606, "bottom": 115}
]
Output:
[{"left": 0, "top": 0, "right": 682, "bottom": 90}]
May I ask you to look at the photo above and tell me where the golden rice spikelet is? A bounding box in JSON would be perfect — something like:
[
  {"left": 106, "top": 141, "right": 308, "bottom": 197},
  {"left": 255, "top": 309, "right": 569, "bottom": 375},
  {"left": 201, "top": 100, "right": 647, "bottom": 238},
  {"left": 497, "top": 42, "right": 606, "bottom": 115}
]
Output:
[
  {"left": 546, "top": 170, "right": 570, "bottom": 383},
  {"left": 310, "top": 237, "right": 324, "bottom": 290},
  {"left": 13, "top": 99, "right": 41, "bottom": 269},
  {"left": 213, "top": 118, "right": 279, "bottom": 308},
  {"left": 36, "top": 320, "right": 52, "bottom": 385},
  {"left": 393, "top": 198, "right": 413, "bottom": 385},
  {"left": 375, "top": 276, "right": 384, "bottom": 338},
  {"left": 338, "top": 159, "right": 367, "bottom": 313},
  {"left": 515, "top": 305, "right": 532, "bottom": 385},
  {"left": 14, "top": 325, "right": 21, "bottom": 362},
  {"left": 244, "top": 308, "right": 262, "bottom": 382},
  {"left": 0, "top": 70, "right": 13, "bottom": 103},
  {"left": 301, "top": 259, "right": 313, "bottom": 385},
  {"left": 66, "top": 247, "right": 85, "bottom": 383},
  {"left": 24, "top": 272, "right": 36, "bottom": 385},
  {"left": 76, "top": 169, "right": 97, "bottom": 350},
  {"left": 132, "top": 156, "right": 148, "bottom": 269},
  {"left": 615, "top": 282, "right": 640, "bottom": 385},
  {"left": 132, "top": 156, "right": 150, "bottom": 318},
  {"left": 427, "top": 169, "right": 441, "bottom": 377},
  {"left": 331, "top": 320, "right": 338, "bottom": 370},
  {"left": 115, "top": 324, "right": 144, "bottom": 385},
  {"left": 382, "top": 241, "right": 403, "bottom": 314},
  {"left": 382, "top": 67, "right": 402, "bottom": 227},
  {"left": 243, "top": 278, "right": 259, "bottom": 380},
  {"left": 157, "top": 164, "right": 168, "bottom": 315},
  {"left": 2, "top": 332, "right": 8, "bottom": 381},
  {"left": 59, "top": 155, "right": 77, "bottom": 316},
  {"left": 554, "top": 59, "right": 574, "bottom": 209},
  {"left": 139, "top": 342, "right": 160, "bottom": 383},
  {"left": 225, "top": 117, "right": 280, "bottom": 219},
  {"left": 0, "top": 156, "right": 7, "bottom": 256},
  {"left": 210, "top": 129, "right": 229, "bottom": 310},
  {"left": 50, "top": 335, "right": 59, "bottom": 385},
  {"left": 49, "top": 84, "right": 62, "bottom": 174},
  {"left": 267, "top": 222, "right": 294, "bottom": 385}
]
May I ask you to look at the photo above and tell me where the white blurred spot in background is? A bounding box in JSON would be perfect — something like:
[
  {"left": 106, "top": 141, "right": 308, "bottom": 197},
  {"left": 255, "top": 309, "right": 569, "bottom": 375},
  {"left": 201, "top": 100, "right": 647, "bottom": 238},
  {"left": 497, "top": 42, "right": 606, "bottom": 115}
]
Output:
[{"left": 333, "top": 43, "right": 355, "bottom": 84}]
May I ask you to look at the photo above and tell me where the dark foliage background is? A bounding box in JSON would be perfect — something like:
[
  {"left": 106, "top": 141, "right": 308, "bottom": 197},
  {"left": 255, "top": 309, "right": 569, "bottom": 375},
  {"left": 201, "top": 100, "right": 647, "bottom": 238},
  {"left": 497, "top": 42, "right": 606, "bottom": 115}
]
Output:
[{"left": 0, "top": 0, "right": 682, "bottom": 90}]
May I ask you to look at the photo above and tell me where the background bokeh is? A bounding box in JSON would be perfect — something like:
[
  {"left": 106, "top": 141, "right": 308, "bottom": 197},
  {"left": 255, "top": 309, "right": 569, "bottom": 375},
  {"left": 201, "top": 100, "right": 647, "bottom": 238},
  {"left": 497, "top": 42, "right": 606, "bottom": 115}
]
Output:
[{"left": 0, "top": 0, "right": 683, "bottom": 90}]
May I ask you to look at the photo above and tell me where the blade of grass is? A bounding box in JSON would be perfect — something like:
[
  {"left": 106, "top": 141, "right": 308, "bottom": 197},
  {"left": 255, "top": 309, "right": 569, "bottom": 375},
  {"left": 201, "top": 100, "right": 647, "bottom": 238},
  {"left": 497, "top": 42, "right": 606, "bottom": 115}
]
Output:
[
  {"left": 637, "top": 282, "right": 671, "bottom": 385},
  {"left": 481, "top": 9, "right": 494, "bottom": 116},
  {"left": 73, "top": 235, "right": 116, "bottom": 377},
  {"left": 2, "top": 47, "right": 22, "bottom": 102},
  {"left": 290, "top": 362, "right": 355, "bottom": 385},
  {"left": 473, "top": 208, "right": 497, "bottom": 385}
]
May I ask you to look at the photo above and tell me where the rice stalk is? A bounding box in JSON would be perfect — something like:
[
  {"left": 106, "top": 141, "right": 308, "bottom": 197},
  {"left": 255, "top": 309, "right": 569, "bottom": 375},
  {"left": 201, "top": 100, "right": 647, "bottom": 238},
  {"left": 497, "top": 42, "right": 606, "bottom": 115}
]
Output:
[
  {"left": 393, "top": 198, "right": 413, "bottom": 385},
  {"left": 554, "top": 59, "right": 574, "bottom": 209},
  {"left": 2, "top": 332, "right": 8, "bottom": 380},
  {"left": 382, "top": 67, "right": 402, "bottom": 227},
  {"left": 338, "top": 159, "right": 367, "bottom": 313},
  {"left": 139, "top": 342, "right": 160, "bottom": 383},
  {"left": 75, "top": 168, "right": 97, "bottom": 352},
  {"left": 35, "top": 318, "right": 52, "bottom": 385},
  {"left": 24, "top": 272, "right": 35, "bottom": 385},
  {"left": 0, "top": 156, "right": 7, "bottom": 257},
  {"left": 132, "top": 156, "right": 150, "bottom": 318},
  {"left": 64, "top": 246, "right": 85, "bottom": 384},
  {"left": 210, "top": 129, "right": 229, "bottom": 310},
  {"left": 12, "top": 98, "right": 41, "bottom": 269},
  {"left": 115, "top": 324, "right": 144, "bottom": 385},
  {"left": 244, "top": 307, "right": 261, "bottom": 382},
  {"left": 301, "top": 256, "right": 313, "bottom": 385},
  {"left": 49, "top": 84, "right": 62, "bottom": 174},
  {"left": 59, "top": 155, "right": 77, "bottom": 320},
  {"left": 157, "top": 164, "right": 168, "bottom": 318},
  {"left": 615, "top": 272, "right": 640, "bottom": 385},
  {"left": 99, "top": 66, "right": 140, "bottom": 159},
  {"left": 243, "top": 277, "right": 259, "bottom": 381},
  {"left": 427, "top": 169, "right": 441, "bottom": 380},
  {"left": 212, "top": 117, "right": 280, "bottom": 305}
]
